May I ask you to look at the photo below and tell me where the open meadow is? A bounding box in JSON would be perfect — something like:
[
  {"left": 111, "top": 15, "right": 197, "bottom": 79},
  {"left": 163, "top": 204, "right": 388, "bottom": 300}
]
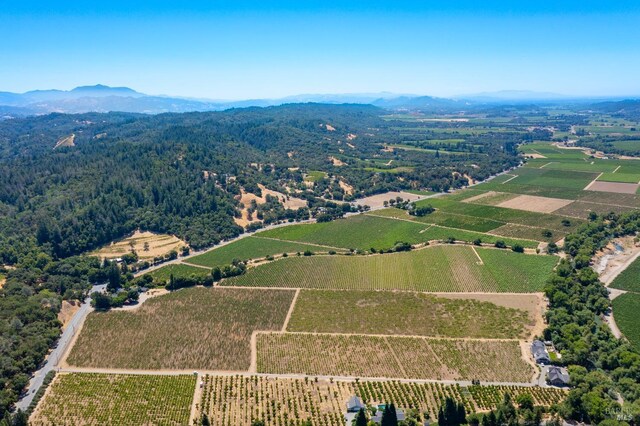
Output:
[
  {"left": 223, "top": 246, "right": 558, "bottom": 292},
  {"left": 66, "top": 287, "right": 295, "bottom": 370},
  {"left": 30, "top": 373, "right": 195, "bottom": 426},
  {"left": 256, "top": 333, "right": 534, "bottom": 382},
  {"left": 198, "top": 375, "right": 566, "bottom": 426},
  {"left": 287, "top": 290, "right": 535, "bottom": 339}
]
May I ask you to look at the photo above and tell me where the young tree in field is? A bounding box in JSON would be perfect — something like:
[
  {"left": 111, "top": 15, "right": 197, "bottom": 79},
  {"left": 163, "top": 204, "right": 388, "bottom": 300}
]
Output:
[
  {"left": 143, "top": 241, "right": 150, "bottom": 251},
  {"left": 201, "top": 413, "right": 210, "bottom": 426},
  {"left": 354, "top": 408, "right": 368, "bottom": 426}
]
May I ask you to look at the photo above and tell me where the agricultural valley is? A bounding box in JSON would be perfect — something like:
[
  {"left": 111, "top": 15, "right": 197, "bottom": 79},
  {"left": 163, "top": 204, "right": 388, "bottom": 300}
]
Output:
[{"left": 1, "top": 100, "right": 640, "bottom": 425}]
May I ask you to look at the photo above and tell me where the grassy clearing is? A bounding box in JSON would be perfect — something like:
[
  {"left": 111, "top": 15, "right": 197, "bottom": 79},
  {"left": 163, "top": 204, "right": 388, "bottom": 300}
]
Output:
[
  {"left": 287, "top": 290, "right": 532, "bottom": 339},
  {"left": 148, "top": 263, "right": 210, "bottom": 283},
  {"left": 304, "top": 170, "right": 327, "bottom": 182},
  {"left": 186, "top": 236, "right": 338, "bottom": 268},
  {"left": 257, "top": 333, "right": 533, "bottom": 382},
  {"left": 67, "top": 287, "right": 294, "bottom": 370},
  {"left": 199, "top": 375, "right": 565, "bottom": 426},
  {"left": 31, "top": 373, "right": 195, "bottom": 426},
  {"left": 613, "top": 293, "right": 640, "bottom": 351},
  {"left": 223, "top": 246, "right": 558, "bottom": 292},
  {"left": 610, "top": 256, "right": 640, "bottom": 292}
]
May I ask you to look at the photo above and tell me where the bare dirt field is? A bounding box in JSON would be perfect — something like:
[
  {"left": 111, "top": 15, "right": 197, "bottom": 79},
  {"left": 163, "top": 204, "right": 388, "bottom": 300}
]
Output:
[
  {"left": 525, "top": 153, "right": 547, "bottom": 159},
  {"left": 235, "top": 184, "right": 308, "bottom": 226},
  {"left": 497, "top": 195, "right": 573, "bottom": 213},
  {"left": 339, "top": 180, "right": 354, "bottom": 195},
  {"left": 585, "top": 181, "right": 640, "bottom": 194},
  {"left": 89, "top": 230, "right": 186, "bottom": 261},
  {"left": 58, "top": 300, "right": 81, "bottom": 330},
  {"left": 329, "top": 156, "right": 345, "bottom": 166},
  {"left": 593, "top": 236, "right": 640, "bottom": 284},
  {"left": 259, "top": 184, "right": 307, "bottom": 209},
  {"left": 54, "top": 134, "right": 75, "bottom": 149},
  {"left": 352, "top": 191, "right": 423, "bottom": 209}
]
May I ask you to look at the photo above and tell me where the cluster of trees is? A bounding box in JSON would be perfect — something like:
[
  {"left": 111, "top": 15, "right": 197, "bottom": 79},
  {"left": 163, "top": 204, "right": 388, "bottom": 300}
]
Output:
[
  {"left": 579, "top": 136, "right": 640, "bottom": 157},
  {"left": 212, "top": 260, "right": 247, "bottom": 281},
  {"left": 467, "top": 393, "right": 547, "bottom": 426},
  {"left": 437, "top": 397, "right": 467, "bottom": 426},
  {"left": 0, "top": 254, "right": 107, "bottom": 414},
  {"left": 544, "top": 211, "right": 640, "bottom": 424}
]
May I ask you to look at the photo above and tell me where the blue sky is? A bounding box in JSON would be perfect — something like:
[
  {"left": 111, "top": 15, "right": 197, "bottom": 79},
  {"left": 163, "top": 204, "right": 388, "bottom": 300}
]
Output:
[{"left": 2, "top": 1, "right": 640, "bottom": 99}]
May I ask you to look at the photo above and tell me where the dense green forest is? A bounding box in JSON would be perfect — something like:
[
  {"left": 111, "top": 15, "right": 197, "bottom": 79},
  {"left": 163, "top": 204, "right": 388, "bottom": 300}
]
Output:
[{"left": 0, "top": 104, "right": 524, "bottom": 261}]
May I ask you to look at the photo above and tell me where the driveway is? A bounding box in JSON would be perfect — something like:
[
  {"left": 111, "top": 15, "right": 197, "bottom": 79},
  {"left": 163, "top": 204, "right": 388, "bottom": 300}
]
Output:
[{"left": 14, "top": 284, "right": 105, "bottom": 412}]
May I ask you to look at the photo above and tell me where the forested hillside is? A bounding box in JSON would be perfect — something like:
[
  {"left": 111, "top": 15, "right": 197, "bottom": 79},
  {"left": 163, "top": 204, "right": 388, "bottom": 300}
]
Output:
[{"left": 0, "top": 104, "right": 522, "bottom": 262}]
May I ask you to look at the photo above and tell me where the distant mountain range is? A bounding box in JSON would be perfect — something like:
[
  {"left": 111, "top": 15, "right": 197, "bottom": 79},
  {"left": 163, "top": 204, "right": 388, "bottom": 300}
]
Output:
[{"left": 0, "top": 84, "right": 637, "bottom": 117}]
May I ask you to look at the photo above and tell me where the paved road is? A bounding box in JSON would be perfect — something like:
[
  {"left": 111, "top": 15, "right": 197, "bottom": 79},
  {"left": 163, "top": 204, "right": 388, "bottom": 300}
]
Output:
[{"left": 14, "top": 284, "right": 105, "bottom": 412}]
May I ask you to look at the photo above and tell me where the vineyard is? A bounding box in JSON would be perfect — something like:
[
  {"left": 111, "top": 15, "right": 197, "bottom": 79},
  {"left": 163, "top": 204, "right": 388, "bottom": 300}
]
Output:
[
  {"left": 612, "top": 293, "right": 640, "bottom": 351},
  {"left": 197, "top": 375, "right": 566, "bottom": 426},
  {"left": 258, "top": 214, "right": 434, "bottom": 251},
  {"left": 30, "top": 373, "right": 195, "bottom": 425},
  {"left": 66, "top": 287, "right": 295, "bottom": 370},
  {"left": 223, "top": 245, "right": 558, "bottom": 292},
  {"left": 287, "top": 290, "right": 533, "bottom": 339},
  {"left": 186, "top": 236, "right": 338, "bottom": 268},
  {"left": 149, "top": 263, "right": 210, "bottom": 283},
  {"left": 256, "top": 333, "right": 534, "bottom": 382},
  {"left": 414, "top": 196, "right": 584, "bottom": 231},
  {"left": 610, "top": 256, "right": 640, "bottom": 292}
]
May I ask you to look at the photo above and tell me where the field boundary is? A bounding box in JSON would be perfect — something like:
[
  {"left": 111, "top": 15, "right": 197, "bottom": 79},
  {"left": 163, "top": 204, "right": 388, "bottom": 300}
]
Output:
[
  {"left": 502, "top": 174, "right": 518, "bottom": 184},
  {"left": 471, "top": 246, "right": 484, "bottom": 265},
  {"left": 188, "top": 373, "right": 202, "bottom": 425},
  {"left": 257, "top": 330, "right": 523, "bottom": 343},
  {"left": 583, "top": 172, "right": 604, "bottom": 190},
  {"left": 282, "top": 289, "right": 300, "bottom": 332},
  {"left": 55, "top": 366, "right": 543, "bottom": 387}
]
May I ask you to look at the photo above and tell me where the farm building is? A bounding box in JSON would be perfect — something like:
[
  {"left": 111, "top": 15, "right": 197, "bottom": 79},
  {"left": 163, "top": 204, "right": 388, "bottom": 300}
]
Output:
[
  {"left": 547, "top": 366, "right": 570, "bottom": 387},
  {"left": 531, "top": 340, "right": 550, "bottom": 364},
  {"left": 344, "top": 395, "right": 366, "bottom": 425},
  {"left": 346, "top": 395, "right": 365, "bottom": 412}
]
